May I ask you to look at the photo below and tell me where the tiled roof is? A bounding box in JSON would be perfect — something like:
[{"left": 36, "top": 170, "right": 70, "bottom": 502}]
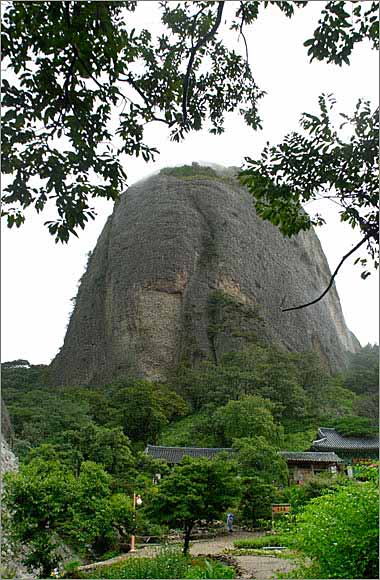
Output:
[
  {"left": 145, "top": 445, "right": 233, "bottom": 464},
  {"left": 313, "top": 427, "right": 379, "bottom": 451},
  {"left": 279, "top": 451, "right": 343, "bottom": 463}
]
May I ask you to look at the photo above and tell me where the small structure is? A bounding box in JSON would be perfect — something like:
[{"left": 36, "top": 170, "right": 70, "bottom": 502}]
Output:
[
  {"left": 145, "top": 444, "right": 233, "bottom": 464},
  {"left": 279, "top": 451, "right": 343, "bottom": 484},
  {"left": 312, "top": 427, "right": 379, "bottom": 464}
]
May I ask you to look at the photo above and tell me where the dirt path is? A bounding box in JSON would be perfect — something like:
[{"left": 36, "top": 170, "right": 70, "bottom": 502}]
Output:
[
  {"left": 78, "top": 531, "right": 298, "bottom": 579},
  {"left": 188, "top": 533, "right": 298, "bottom": 580}
]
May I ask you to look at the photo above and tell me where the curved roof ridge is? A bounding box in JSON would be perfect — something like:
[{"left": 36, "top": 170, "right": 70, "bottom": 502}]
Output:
[{"left": 146, "top": 444, "right": 233, "bottom": 451}]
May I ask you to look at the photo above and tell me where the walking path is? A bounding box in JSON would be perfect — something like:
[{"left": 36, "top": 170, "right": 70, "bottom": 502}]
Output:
[
  {"left": 188, "top": 532, "right": 298, "bottom": 580},
  {"left": 78, "top": 531, "right": 298, "bottom": 579}
]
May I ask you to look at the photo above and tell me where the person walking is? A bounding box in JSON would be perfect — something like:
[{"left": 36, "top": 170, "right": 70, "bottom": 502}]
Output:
[{"left": 226, "top": 513, "right": 234, "bottom": 533}]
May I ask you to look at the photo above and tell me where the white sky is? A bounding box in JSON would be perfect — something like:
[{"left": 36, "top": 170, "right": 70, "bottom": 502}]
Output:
[{"left": 1, "top": 1, "right": 379, "bottom": 365}]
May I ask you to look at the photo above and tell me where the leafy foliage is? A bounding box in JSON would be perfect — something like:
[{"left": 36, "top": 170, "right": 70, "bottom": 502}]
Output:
[
  {"left": 234, "top": 534, "right": 288, "bottom": 549},
  {"left": 236, "top": 477, "right": 280, "bottom": 528},
  {"left": 330, "top": 415, "right": 378, "bottom": 437},
  {"left": 288, "top": 480, "right": 379, "bottom": 578},
  {"left": 58, "top": 423, "right": 135, "bottom": 477},
  {"left": 233, "top": 436, "right": 288, "bottom": 486},
  {"left": 1, "top": 361, "right": 48, "bottom": 390},
  {"left": 3, "top": 458, "right": 74, "bottom": 578},
  {"left": 2, "top": 1, "right": 377, "bottom": 240},
  {"left": 159, "top": 411, "right": 218, "bottom": 447},
  {"left": 212, "top": 395, "right": 283, "bottom": 447},
  {"left": 3, "top": 458, "right": 133, "bottom": 577},
  {"left": 342, "top": 344, "right": 379, "bottom": 395},
  {"left": 1, "top": 1, "right": 263, "bottom": 240},
  {"left": 303, "top": 1, "right": 379, "bottom": 65},
  {"left": 148, "top": 456, "right": 240, "bottom": 553},
  {"left": 173, "top": 344, "right": 322, "bottom": 421},
  {"left": 105, "top": 378, "right": 189, "bottom": 445},
  {"left": 1, "top": 368, "right": 189, "bottom": 463},
  {"left": 240, "top": 95, "right": 379, "bottom": 286},
  {"left": 75, "top": 547, "right": 234, "bottom": 579},
  {"left": 63, "top": 462, "right": 133, "bottom": 557},
  {"left": 333, "top": 345, "right": 379, "bottom": 425},
  {"left": 159, "top": 163, "right": 218, "bottom": 179},
  {"left": 2, "top": 340, "right": 378, "bottom": 575},
  {"left": 283, "top": 474, "right": 348, "bottom": 515}
]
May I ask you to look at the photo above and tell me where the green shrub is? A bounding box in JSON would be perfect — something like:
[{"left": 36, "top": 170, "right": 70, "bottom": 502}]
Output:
[
  {"left": 288, "top": 481, "right": 379, "bottom": 578},
  {"left": 255, "top": 518, "right": 271, "bottom": 530},
  {"left": 184, "top": 558, "right": 235, "bottom": 578},
  {"left": 62, "top": 560, "right": 81, "bottom": 578},
  {"left": 234, "top": 534, "right": 288, "bottom": 550},
  {"left": 76, "top": 547, "right": 234, "bottom": 579},
  {"left": 76, "top": 547, "right": 188, "bottom": 579},
  {"left": 3, "top": 459, "right": 134, "bottom": 577},
  {"left": 160, "top": 164, "right": 217, "bottom": 179},
  {"left": 353, "top": 462, "right": 379, "bottom": 482},
  {"left": 284, "top": 474, "right": 348, "bottom": 514}
]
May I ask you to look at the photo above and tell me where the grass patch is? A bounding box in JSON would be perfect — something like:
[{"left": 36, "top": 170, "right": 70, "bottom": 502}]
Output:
[
  {"left": 227, "top": 548, "right": 296, "bottom": 558},
  {"left": 277, "top": 561, "right": 320, "bottom": 578},
  {"left": 73, "top": 547, "right": 235, "bottom": 579},
  {"left": 233, "top": 534, "right": 288, "bottom": 550},
  {"left": 160, "top": 164, "right": 218, "bottom": 179},
  {"left": 159, "top": 164, "right": 239, "bottom": 187}
]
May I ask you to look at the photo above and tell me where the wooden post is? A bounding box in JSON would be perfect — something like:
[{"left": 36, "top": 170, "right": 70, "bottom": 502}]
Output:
[{"left": 130, "top": 493, "right": 136, "bottom": 553}]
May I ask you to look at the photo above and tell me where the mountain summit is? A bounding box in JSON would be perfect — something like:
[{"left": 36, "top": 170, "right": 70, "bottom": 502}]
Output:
[{"left": 50, "top": 164, "right": 359, "bottom": 385}]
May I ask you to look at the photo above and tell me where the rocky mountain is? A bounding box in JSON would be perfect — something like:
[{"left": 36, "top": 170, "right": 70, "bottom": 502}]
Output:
[
  {"left": 1, "top": 400, "right": 14, "bottom": 445},
  {"left": 50, "top": 164, "right": 359, "bottom": 386}
]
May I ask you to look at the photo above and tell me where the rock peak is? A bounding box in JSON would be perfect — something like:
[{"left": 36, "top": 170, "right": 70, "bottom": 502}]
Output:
[{"left": 50, "top": 165, "right": 359, "bottom": 385}]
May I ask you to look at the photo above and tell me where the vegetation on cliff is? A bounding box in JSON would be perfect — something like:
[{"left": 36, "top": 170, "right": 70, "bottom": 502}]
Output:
[
  {"left": 3, "top": 345, "right": 378, "bottom": 460},
  {"left": 2, "top": 344, "right": 378, "bottom": 577}
]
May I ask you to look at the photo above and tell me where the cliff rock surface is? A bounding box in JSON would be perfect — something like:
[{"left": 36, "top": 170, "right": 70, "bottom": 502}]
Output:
[{"left": 50, "top": 165, "right": 359, "bottom": 385}]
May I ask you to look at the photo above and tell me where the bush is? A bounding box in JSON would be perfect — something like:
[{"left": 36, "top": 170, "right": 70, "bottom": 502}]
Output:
[
  {"left": 184, "top": 558, "right": 235, "bottom": 578},
  {"left": 288, "top": 481, "right": 379, "bottom": 578},
  {"left": 237, "top": 476, "right": 283, "bottom": 527},
  {"left": 284, "top": 474, "right": 347, "bottom": 515},
  {"left": 160, "top": 164, "right": 217, "bottom": 179},
  {"left": 3, "top": 459, "right": 134, "bottom": 577},
  {"left": 62, "top": 560, "right": 81, "bottom": 578},
  {"left": 75, "top": 547, "right": 234, "bottom": 579},
  {"left": 234, "top": 534, "right": 288, "bottom": 550},
  {"left": 255, "top": 518, "right": 271, "bottom": 530}
]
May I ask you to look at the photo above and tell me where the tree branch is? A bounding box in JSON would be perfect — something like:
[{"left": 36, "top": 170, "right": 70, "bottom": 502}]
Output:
[
  {"left": 182, "top": 1, "right": 225, "bottom": 124},
  {"left": 120, "top": 75, "right": 151, "bottom": 107},
  {"left": 282, "top": 233, "right": 371, "bottom": 312},
  {"left": 238, "top": 5, "right": 249, "bottom": 65},
  {"left": 190, "top": 5, "right": 207, "bottom": 49}
]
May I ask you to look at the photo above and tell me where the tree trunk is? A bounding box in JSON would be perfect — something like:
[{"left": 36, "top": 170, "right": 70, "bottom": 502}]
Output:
[{"left": 183, "top": 523, "right": 193, "bottom": 555}]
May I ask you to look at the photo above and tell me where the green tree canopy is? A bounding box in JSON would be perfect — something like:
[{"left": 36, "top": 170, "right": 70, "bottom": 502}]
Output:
[
  {"left": 3, "top": 458, "right": 133, "bottom": 577},
  {"left": 212, "top": 395, "right": 283, "bottom": 447},
  {"left": 59, "top": 423, "right": 135, "bottom": 478},
  {"left": 237, "top": 476, "right": 279, "bottom": 528},
  {"left": 173, "top": 344, "right": 317, "bottom": 421},
  {"left": 342, "top": 344, "right": 379, "bottom": 395},
  {"left": 288, "top": 479, "right": 379, "bottom": 578},
  {"left": 2, "top": 1, "right": 377, "bottom": 241},
  {"left": 330, "top": 415, "right": 378, "bottom": 437},
  {"left": 106, "top": 378, "right": 189, "bottom": 444},
  {"left": 3, "top": 458, "right": 76, "bottom": 578},
  {"left": 240, "top": 93, "right": 379, "bottom": 307},
  {"left": 148, "top": 456, "right": 240, "bottom": 554},
  {"left": 233, "top": 436, "right": 288, "bottom": 486}
]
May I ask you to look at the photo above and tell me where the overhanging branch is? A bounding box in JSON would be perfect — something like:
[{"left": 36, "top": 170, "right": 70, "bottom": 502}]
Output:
[
  {"left": 182, "top": 1, "right": 225, "bottom": 124},
  {"left": 282, "top": 233, "right": 371, "bottom": 312}
]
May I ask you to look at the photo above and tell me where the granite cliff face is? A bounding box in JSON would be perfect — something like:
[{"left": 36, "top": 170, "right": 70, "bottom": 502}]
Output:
[{"left": 50, "top": 165, "right": 359, "bottom": 385}]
